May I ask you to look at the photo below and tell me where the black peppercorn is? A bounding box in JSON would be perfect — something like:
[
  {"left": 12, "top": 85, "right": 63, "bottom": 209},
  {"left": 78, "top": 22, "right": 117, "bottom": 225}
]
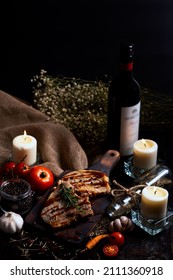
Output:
[{"left": 0, "top": 178, "right": 34, "bottom": 215}]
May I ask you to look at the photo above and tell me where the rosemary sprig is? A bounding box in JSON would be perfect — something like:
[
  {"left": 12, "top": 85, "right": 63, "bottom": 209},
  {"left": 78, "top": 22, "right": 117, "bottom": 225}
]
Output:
[{"left": 59, "top": 183, "right": 81, "bottom": 210}]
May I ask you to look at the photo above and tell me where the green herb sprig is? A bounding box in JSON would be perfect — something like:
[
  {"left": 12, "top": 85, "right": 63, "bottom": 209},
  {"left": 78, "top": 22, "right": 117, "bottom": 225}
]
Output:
[{"left": 59, "top": 183, "right": 81, "bottom": 210}]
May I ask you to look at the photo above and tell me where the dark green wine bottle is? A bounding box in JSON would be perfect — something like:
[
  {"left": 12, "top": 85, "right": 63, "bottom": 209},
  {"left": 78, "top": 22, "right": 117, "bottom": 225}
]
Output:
[{"left": 107, "top": 42, "right": 141, "bottom": 157}]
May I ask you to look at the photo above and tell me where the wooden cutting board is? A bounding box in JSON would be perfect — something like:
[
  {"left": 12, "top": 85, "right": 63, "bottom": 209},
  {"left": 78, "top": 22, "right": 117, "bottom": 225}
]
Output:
[{"left": 25, "top": 150, "right": 120, "bottom": 244}]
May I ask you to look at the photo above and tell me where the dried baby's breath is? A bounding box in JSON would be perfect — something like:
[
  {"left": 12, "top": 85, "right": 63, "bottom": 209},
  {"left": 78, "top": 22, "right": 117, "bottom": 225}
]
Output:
[
  {"left": 31, "top": 69, "right": 173, "bottom": 148},
  {"left": 32, "top": 69, "right": 108, "bottom": 147}
]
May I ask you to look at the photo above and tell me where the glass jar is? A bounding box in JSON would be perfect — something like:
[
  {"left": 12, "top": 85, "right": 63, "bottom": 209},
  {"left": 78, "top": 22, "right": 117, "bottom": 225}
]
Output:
[
  {"left": 0, "top": 178, "right": 34, "bottom": 215},
  {"left": 106, "top": 188, "right": 143, "bottom": 219}
]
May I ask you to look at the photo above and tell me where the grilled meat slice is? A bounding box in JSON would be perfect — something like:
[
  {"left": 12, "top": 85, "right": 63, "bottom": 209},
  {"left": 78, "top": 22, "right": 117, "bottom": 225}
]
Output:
[
  {"left": 41, "top": 170, "right": 110, "bottom": 229},
  {"left": 41, "top": 182, "right": 93, "bottom": 229},
  {"left": 58, "top": 169, "right": 111, "bottom": 197}
]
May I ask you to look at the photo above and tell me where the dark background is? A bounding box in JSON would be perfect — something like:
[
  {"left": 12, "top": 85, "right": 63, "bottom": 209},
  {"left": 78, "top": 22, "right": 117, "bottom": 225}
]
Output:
[{"left": 1, "top": 0, "right": 173, "bottom": 103}]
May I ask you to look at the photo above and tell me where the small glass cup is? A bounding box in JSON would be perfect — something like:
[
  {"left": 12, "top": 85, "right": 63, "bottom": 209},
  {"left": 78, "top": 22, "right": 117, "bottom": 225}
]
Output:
[
  {"left": 131, "top": 208, "right": 173, "bottom": 235},
  {"left": 0, "top": 178, "right": 34, "bottom": 215}
]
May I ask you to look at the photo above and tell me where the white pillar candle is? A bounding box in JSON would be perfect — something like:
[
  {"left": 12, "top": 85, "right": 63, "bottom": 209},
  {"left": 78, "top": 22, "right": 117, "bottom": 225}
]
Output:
[
  {"left": 12, "top": 131, "right": 37, "bottom": 165},
  {"left": 133, "top": 139, "right": 158, "bottom": 170},
  {"left": 141, "top": 186, "right": 168, "bottom": 220}
]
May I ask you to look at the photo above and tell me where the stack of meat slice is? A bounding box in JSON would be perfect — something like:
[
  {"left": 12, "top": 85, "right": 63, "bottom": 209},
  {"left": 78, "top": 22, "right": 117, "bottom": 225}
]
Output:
[{"left": 41, "top": 169, "right": 111, "bottom": 229}]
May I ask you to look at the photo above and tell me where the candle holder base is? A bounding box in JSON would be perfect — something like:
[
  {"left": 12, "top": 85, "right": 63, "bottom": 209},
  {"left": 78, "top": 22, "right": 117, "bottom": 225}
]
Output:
[
  {"left": 124, "top": 156, "right": 147, "bottom": 179},
  {"left": 131, "top": 208, "right": 173, "bottom": 235}
]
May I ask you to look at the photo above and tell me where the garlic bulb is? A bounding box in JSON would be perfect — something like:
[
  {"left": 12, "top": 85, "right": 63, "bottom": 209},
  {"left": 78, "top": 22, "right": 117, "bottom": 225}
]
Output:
[
  {"left": 0, "top": 211, "right": 24, "bottom": 234},
  {"left": 109, "top": 216, "right": 135, "bottom": 232}
]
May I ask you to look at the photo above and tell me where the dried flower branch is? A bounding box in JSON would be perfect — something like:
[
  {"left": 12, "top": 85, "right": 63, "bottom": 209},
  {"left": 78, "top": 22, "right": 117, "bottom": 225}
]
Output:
[
  {"left": 31, "top": 70, "right": 173, "bottom": 148},
  {"left": 31, "top": 69, "right": 108, "bottom": 147}
]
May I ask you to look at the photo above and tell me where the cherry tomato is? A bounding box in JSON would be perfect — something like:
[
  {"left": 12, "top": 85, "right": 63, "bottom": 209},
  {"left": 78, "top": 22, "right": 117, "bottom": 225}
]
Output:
[
  {"left": 109, "top": 231, "right": 125, "bottom": 247},
  {"left": 103, "top": 243, "right": 119, "bottom": 257},
  {"left": 13, "top": 162, "right": 31, "bottom": 178},
  {"left": 26, "top": 165, "right": 54, "bottom": 193},
  {"left": 2, "top": 161, "right": 16, "bottom": 176}
]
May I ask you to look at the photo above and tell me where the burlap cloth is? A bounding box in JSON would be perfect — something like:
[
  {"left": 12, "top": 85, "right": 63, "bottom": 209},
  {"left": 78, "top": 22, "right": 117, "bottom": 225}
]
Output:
[{"left": 0, "top": 90, "right": 88, "bottom": 177}]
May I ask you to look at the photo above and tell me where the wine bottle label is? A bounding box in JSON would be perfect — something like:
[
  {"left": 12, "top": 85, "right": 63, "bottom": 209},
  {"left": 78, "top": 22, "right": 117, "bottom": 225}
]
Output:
[{"left": 120, "top": 101, "right": 141, "bottom": 156}]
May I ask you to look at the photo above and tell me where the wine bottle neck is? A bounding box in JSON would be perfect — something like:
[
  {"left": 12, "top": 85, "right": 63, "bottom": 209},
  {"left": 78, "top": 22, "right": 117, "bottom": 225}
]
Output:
[{"left": 120, "top": 62, "right": 133, "bottom": 71}]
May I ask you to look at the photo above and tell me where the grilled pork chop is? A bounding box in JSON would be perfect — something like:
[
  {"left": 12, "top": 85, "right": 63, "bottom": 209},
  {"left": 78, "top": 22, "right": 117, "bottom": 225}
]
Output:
[
  {"left": 58, "top": 169, "right": 110, "bottom": 197},
  {"left": 41, "top": 181, "right": 94, "bottom": 229},
  {"left": 41, "top": 170, "right": 110, "bottom": 229}
]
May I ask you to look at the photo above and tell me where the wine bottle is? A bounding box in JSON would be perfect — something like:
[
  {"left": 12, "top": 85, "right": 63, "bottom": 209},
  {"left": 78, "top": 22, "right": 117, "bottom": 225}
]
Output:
[{"left": 107, "top": 42, "right": 141, "bottom": 158}]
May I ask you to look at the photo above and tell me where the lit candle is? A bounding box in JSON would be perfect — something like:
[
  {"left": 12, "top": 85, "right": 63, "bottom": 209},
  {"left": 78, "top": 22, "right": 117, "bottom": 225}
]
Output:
[
  {"left": 141, "top": 186, "right": 168, "bottom": 220},
  {"left": 12, "top": 131, "right": 37, "bottom": 165},
  {"left": 133, "top": 139, "right": 158, "bottom": 170}
]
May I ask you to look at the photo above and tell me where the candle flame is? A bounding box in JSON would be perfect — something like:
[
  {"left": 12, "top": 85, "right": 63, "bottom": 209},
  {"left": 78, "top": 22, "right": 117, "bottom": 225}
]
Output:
[{"left": 142, "top": 138, "right": 147, "bottom": 147}]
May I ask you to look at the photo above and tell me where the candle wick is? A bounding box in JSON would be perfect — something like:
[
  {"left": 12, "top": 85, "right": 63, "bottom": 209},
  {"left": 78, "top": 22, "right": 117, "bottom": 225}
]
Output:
[
  {"left": 24, "top": 130, "right": 27, "bottom": 141},
  {"left": 154, "top": 190, "right": 157, "bottom": 195}
]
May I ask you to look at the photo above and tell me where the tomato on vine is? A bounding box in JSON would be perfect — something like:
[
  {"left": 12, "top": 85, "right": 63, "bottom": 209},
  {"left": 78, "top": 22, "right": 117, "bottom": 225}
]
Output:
[
  {"left": 13, "top": 162, "right": 31, "bottom": 178},
  {"left": 2, "top": 161, "right": 16, "bottom": 176},
  {"left": 109, "top": 231, "right": 125, "bottom": 247}
]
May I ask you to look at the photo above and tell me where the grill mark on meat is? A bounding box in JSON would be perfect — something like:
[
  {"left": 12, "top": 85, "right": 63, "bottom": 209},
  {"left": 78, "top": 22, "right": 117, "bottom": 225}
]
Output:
[{"left": 59, "top": 169, "right": 110, "bottom": 197}]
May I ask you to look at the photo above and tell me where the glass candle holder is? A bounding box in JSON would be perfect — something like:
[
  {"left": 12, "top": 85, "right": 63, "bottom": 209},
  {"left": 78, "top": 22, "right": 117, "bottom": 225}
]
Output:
[
  {"left": 133, "top": 163, "right": 172, "bottom": 186},
  {"left": 124, "top": 158, "right": 172, "bottom": 187},
  {"left": 131, "top": 208, "right": 173, "bottom": 235}
]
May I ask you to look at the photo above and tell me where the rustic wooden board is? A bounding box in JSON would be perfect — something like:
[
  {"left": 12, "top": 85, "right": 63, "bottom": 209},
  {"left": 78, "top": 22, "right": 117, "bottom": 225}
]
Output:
[{"left": 25, "top": 150, "right": 120, "bottom": 244}]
